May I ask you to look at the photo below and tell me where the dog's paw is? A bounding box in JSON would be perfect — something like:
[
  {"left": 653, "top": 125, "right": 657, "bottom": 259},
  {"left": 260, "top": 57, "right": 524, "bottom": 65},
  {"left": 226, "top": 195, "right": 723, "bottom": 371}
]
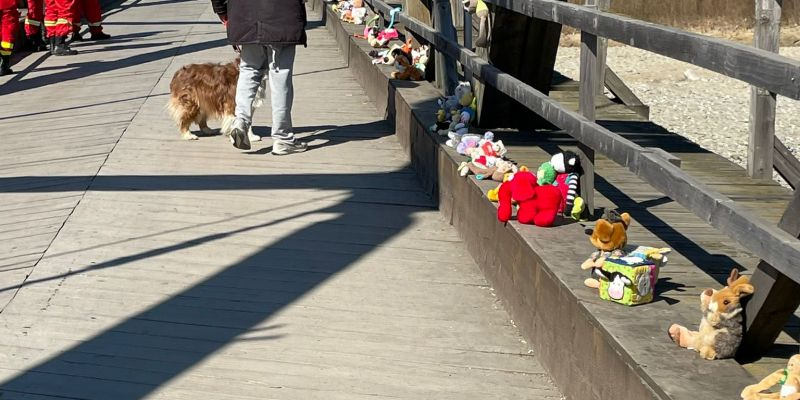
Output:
[{"left": 181, "top": 133, "right": 199, "bottom": 140}]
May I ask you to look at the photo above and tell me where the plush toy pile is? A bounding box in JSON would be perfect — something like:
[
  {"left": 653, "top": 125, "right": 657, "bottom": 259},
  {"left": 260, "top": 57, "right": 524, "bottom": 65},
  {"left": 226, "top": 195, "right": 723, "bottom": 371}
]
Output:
[
  {"left": 580, "top": 209, "right": 672, "bottom": 306},
  {"left": 485, "top": 151, "right": 587, "bottom": 227},
  {"left": 456, "top": 132, "right": 517, "bottom": 181},
  {"left": 369, "top": 40, "right": 429, "bottom": 81},
  {"left": 430, "top": 81, "right": 477, "bottom": 140},
  {"left": 332, "top": 0, "right": 368, "bottom": 24}
]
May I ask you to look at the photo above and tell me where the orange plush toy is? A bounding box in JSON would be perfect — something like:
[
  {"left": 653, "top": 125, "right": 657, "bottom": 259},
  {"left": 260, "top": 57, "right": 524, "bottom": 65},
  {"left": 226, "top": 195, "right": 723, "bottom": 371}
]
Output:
[{"left": 497, "top": 167, "right": 563, "bottom": 227}]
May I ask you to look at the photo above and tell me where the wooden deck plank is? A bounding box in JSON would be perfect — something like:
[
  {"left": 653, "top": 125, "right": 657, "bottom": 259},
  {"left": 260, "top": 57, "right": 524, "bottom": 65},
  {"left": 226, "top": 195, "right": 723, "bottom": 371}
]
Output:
[{"left": 0, "top": 0, "right": 561, "bottom": 398}]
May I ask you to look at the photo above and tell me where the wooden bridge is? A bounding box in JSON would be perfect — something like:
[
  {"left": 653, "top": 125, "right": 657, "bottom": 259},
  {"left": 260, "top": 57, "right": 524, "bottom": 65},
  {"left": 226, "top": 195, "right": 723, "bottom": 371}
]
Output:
[{"left": 1, "top": 0, "right": 799, "bottom": 398}]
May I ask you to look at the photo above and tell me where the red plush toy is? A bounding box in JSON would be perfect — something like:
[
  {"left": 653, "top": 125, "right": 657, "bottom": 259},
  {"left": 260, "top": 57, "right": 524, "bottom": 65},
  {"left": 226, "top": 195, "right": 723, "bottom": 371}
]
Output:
[{"left": 497, "top": 170, "right": 564, "bottom": 227}]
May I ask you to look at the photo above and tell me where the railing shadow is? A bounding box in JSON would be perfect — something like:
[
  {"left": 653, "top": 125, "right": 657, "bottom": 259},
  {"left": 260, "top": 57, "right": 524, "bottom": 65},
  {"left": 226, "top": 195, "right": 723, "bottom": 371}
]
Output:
[{"left": 0, "top": 170, "right": 428, "bottom": 398}]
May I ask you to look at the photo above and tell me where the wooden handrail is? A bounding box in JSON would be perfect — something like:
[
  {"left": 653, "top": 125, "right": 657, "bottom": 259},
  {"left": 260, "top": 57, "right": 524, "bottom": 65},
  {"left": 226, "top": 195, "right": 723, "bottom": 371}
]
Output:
[
  {"left": 362, "top": 0, "right": 800, "bottom": 283},
  {"left": 483, "top": 0, "right": 800, "bottom": 100},
  {"left": 775, "top": 138, "right": 800, "bottom": 190}
]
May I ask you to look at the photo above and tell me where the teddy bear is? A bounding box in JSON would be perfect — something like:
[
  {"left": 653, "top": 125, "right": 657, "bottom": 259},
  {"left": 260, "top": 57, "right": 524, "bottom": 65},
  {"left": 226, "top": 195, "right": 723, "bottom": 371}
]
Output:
[
  {"left": 496, "top": 163, "right": 563, "bottom": 227},
  {"left": 581, "top": 209, "right": 631, "bottom": 288},
  {"left": 391, "top": 55, "right": 423, "bottom": 80},
  {"left": 742, "top": 354, "right": 800, "bottom": 399},
  {"left": 668, "top": 268, "right": 755, "bottom": 360}
]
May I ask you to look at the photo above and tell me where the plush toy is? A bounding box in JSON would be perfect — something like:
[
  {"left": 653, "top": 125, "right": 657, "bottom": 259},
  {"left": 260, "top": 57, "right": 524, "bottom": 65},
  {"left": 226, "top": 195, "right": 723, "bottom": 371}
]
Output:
[
  {"left": 742, "top": 354, "right": 800, "bottom": 399},
  {"left": 348, "top": 7, "right": 367, "bottom": 24},
  {"left": 496, "top": 168, "right": 563, "bottom": 227},
  {"left": 592, "top": 245, "right": 671, "bottom": 306},
  {"left": 391, "top": 55, "right": 423, "bottom": 80},
  {"left": 370, "top": 43, "right": 405, "bottom": 65},
  {"left": 354, "top": 14, "right": 380, "bottom": 39},
  {"left": 488, "top": 166, "right": 527, "bottom": 201},
  {"left": 554, "top": 172, "right": 582, "bottom": 219},
  {"left": 412, "top": 45, "right": 429, "bottom": 74},
  {"left": 536, "top": 162, "right": 556, "bottom": 185},
  {"left": 430, "top": 81, "right": 476, "bottom": 136},
  {"left": 668, "top": 269, "right": 755, "bottom": 360},
  {"left": 551, "top": 151, "right": 581, "bottom": 174},
  {"left": 454, "top": 133, "right": 484, "bottom": 154},
  {"left": 371, "top": 7, "right": 401, "bottom": 47},
  {"left": 463, "top": 0, "right": 490, "bottom": 47},
  {"left": 581, "top": 209, "right": 631, "bottom": 288},
  {"left": 458, "top": 158, "right": 517, "bottom": 181},
  {"left": 480, "top": 159, "right": 517, "bottom": 181}
]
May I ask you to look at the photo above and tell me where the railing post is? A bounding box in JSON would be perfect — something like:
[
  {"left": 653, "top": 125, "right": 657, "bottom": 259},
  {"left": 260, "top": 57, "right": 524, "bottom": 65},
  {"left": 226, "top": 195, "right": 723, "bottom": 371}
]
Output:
[
  {"left": 432, "top": 0, "right": 459, "bottom": 96},
  {"left": 747, "top": 0, "right": 781, "bottom": 179},
  {"left": 462, "top": 7, "right": 473, "bottom": 82},
  {"left": 738, "top": 190, "right": 800, "bottom": 360},
  {"left": 585, "top": 0, "right": 609, "bottom": 95},
  {"left": 578, "top": 29, "right": 597, "bottom": 217}
]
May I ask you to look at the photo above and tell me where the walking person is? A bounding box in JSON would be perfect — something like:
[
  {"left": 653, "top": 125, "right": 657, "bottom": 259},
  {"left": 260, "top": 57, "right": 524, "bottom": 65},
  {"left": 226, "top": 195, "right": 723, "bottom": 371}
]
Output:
[
  {"left": 0, "top": 0, "right": 19, "bottom": 75},
  {"left": 211, "top": 0, "right": 309, "bottom": 154}
]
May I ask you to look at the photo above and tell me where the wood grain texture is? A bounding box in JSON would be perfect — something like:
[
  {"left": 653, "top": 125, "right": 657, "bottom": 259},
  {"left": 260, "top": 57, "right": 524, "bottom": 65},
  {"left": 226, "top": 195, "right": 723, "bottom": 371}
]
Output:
[
  {"left": 0, "top": 1, "right": 563, "bottom": 398},
  {"left": 364, "top": 0, "right": 800, "bottom": 288}
]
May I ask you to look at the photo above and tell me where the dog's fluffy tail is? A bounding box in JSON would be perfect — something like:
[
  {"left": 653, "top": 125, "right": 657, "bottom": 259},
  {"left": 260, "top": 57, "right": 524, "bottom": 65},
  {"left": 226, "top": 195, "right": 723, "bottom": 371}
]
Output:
[
  {"left": 220, "top": 114, "right": 236, "bottom": 136},
  {"left": 165, "top": 95, "right": 184, "bottom": 126}
]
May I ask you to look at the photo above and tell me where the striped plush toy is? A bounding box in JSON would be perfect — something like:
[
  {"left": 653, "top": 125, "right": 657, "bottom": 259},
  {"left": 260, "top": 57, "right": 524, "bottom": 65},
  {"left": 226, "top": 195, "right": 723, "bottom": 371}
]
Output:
[{"left": 555, "top": 172, "right": 579, "bottom": 217}]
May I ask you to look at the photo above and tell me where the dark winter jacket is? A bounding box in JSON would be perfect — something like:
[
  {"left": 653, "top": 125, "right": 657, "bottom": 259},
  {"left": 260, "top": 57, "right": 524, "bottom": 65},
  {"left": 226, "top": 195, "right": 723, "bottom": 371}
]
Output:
[{"left": 211, "top": 0, "right": 307, "bottom": 47}]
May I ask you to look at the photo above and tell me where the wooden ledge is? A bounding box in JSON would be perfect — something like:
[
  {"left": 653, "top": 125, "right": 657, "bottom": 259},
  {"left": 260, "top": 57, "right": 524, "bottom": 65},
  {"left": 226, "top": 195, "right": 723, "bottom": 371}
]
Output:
[{"left": 318, "top": 3, "right": 757, "bottom": 399}]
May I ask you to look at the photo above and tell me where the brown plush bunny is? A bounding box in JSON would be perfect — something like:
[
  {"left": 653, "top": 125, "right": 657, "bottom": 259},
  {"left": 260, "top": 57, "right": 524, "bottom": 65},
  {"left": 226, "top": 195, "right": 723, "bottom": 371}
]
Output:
[
  {"left": 741, "top": 354, "right": 800, "bottom": 399},
  {"left": 668, "top": 269, "right": 755, "bottom": 360},
  {"left": 581, "top": 210, "right": 631, "bottom": 288}
]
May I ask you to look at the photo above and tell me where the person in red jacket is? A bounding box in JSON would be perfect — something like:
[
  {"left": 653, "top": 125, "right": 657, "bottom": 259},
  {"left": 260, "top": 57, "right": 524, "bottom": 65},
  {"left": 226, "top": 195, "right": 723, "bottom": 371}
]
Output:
[
  {"left": 0, "top": 0, "right": 20, "bottom": 75},
  {"left": 24, "top": 0, "right": 48, "bottom": 51},
  {"left": 44, "top": 0, "right": 78, "bottom": 55},
  {"left": 70, "top": 0, "right": 110, "bottom": 41}
]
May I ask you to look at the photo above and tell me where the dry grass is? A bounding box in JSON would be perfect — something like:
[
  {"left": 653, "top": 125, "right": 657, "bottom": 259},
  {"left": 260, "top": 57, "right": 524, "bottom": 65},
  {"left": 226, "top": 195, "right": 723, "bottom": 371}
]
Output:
[{"left": 559, "top": 0, "right": 800, "bottom": 47}]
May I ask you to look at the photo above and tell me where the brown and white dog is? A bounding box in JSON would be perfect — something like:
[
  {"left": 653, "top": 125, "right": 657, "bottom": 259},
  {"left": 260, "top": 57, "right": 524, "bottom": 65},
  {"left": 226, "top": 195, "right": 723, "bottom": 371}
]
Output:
[{"left": 166, "top": 58, "right": 265, "bottom": 142}]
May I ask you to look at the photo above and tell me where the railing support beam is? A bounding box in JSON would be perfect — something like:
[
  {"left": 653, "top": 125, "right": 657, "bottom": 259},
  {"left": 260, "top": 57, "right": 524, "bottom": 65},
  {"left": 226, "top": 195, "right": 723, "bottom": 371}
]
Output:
[
  {"left": 578, "top": 30, "right": 597, "bottom": 217},
  {"left": 748, "top": 0, "right": 781, "bottom": 179},
  {"left": 739, "top": 189, "right": 800, "bottom": 360},
  {"left": 433, "top": 0, "right": 459, "bottom": 95}
]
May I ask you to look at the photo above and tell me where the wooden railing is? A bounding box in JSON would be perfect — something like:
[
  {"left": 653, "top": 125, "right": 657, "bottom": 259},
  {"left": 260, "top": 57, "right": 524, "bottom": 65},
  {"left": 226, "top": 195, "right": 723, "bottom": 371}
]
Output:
[{"left": 363, "top": 0, "right": 800, "bottom": 358}]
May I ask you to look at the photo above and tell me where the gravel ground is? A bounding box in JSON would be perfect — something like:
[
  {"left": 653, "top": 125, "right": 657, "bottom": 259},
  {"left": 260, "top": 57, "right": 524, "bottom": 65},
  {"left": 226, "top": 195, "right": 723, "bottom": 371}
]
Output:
[{"left": 553, "top": 46, "right": 800, "bottom": 187}]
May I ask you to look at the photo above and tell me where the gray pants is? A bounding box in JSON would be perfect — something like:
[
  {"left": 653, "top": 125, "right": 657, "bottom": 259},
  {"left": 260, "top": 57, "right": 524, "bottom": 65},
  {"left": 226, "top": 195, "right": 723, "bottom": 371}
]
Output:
[{"left": 235, "top": 44, "right": 296, "bottom": 143}]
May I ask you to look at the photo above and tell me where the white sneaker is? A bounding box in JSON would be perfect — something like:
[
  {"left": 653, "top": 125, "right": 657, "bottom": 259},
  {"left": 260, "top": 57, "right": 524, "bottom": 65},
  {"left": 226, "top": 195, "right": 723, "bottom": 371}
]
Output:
[
  {"left": 248, "top": 130, "right": 262, "bottom": 142},
  {"left": 230, "top": 119, "right": 251, "bottom": 150},
  {"left": 272, "top": 140, "right": 308, "bottom": 155}
]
